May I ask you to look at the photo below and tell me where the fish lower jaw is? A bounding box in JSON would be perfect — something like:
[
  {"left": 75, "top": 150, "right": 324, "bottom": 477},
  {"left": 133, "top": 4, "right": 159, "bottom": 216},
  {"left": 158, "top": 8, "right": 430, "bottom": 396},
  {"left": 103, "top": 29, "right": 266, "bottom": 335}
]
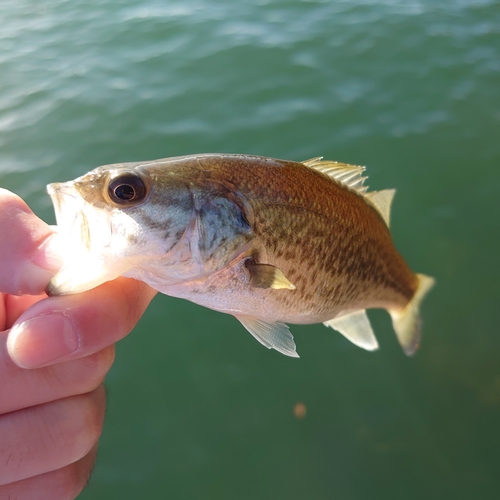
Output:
[{"left": 46, "top": 257, "right": 132, "bottom": 296}]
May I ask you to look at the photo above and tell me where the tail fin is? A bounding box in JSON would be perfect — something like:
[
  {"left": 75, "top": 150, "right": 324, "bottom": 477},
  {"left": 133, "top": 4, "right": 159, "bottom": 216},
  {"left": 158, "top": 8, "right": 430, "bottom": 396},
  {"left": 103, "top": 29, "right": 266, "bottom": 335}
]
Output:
[{"left": 390, "top": 274, "right": 435, "bottom": 356}]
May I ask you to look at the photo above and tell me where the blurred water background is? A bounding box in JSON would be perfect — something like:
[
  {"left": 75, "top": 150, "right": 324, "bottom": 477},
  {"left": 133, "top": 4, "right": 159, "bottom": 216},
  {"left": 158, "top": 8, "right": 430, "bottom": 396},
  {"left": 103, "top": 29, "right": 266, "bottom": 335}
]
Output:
[{"left": 1, "top": 0, "right": 499, "bottom": 498}]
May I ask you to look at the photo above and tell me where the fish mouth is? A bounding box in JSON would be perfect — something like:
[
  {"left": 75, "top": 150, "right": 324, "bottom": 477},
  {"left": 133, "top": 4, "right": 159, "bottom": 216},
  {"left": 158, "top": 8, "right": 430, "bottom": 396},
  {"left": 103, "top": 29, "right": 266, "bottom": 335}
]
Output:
[
  {"left": 46, "top": 181, "right": 117, "bottom": 295},
  {"left": 47, "top": 181, "right": 90, "bottom": 249}
]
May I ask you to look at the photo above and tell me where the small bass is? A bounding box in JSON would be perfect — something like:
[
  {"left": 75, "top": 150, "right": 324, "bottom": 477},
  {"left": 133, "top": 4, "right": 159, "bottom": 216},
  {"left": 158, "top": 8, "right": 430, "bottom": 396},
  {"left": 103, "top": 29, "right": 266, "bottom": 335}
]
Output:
[{"left": 46, "top": 154, "right": 434, "bottom": 357}]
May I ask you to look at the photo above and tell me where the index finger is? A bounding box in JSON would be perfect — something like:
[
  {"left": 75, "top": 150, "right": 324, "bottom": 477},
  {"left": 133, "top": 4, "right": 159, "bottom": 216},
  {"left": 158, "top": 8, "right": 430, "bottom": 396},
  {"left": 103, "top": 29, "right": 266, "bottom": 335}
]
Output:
[{"left": 0, "top": 189, "right": 62, "bottom": 296}]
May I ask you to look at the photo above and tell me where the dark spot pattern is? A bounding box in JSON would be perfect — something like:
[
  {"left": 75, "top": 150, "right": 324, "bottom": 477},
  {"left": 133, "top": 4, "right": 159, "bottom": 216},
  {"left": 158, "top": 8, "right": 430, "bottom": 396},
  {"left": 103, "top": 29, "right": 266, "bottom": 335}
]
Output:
[
  {"left": 102, "top": 153, "right": 419, "bottom": 320},
  {"left": 201, "top": 155, "right": 421, "bottom": 317}
]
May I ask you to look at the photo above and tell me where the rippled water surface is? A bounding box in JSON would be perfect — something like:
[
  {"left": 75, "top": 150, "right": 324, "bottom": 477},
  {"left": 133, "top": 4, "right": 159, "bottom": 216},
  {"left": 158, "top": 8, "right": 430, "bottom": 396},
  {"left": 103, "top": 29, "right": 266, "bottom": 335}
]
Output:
[{"left": 1, "top": 0, "right": 499, "bottom": 498}]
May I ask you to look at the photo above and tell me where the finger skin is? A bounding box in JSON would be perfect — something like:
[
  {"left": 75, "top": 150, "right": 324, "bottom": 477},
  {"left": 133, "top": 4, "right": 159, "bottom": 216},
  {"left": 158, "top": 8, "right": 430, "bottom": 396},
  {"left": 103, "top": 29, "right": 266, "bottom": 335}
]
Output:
[
  {"left": 0, "top": 444, "right": 98, "bottom": 500},
  {"left": 0, "top": 296, "right": 5, "bottom": 334},
  {"left": 0, "top": 189, "right": 61, "bottom": 296},
  {"left": 0, "top": 327, "right": 114, "bottom": 414},
  {"left": 3, "top": 294, "right": 46, "bottom": 330},
  {"left": 7, "top": 277, "right": 157, "bottom": 369},
  {"left": 0, "top": 189, "right": 142, "bottom": 499},
  {"left": 0, "top": 386, "right": 106, "bottom": 486}
]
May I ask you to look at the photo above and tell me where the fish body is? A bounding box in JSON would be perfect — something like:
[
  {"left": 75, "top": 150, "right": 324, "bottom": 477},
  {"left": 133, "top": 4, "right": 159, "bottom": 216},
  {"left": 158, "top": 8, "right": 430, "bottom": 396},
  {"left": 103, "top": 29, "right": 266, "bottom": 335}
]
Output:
[{"left": 47, "top": 154, "right": 434, "bottom": 357}]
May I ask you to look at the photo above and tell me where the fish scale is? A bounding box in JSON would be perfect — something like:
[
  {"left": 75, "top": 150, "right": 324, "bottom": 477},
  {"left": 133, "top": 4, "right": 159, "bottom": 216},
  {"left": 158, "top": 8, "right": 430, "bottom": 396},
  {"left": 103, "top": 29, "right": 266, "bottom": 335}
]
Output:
[{"left": 46, "top": 153, "right": 434, "bottom": 357}]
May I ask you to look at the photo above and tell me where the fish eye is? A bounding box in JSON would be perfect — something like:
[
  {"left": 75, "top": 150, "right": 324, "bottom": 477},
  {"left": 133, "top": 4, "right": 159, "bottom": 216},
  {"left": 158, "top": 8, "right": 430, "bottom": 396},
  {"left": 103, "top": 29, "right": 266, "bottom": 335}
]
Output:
[{"left": 108, "top": 173, "right": 147, "bottom": 205}]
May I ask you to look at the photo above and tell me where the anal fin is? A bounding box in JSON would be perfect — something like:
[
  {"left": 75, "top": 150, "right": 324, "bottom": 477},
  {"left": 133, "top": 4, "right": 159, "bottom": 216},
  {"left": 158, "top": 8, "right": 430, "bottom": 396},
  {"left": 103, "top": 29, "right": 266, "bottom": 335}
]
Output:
[
  {"left": 235, "top": 316, "right": 299, "bottom": 358},
  {"left": 324, "top": 310, "right": 379, "bottom": 351}
]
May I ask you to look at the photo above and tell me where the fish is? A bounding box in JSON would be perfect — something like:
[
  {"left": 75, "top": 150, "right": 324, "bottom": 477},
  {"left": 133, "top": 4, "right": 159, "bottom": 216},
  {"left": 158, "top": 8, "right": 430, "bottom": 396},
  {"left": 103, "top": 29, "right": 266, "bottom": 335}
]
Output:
[{"left": 46, "top": 153, "right": 435, "bottom": 357}]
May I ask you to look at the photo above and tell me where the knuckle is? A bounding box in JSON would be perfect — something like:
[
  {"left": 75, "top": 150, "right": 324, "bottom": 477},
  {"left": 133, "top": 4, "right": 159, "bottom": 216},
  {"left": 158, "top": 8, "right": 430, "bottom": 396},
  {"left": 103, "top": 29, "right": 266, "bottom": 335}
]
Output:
[
  {"left": 62, "top": 387, "right": 106, "bottom": 463},
  {"left": 0, "top": 449, "right": 97, "bottom": 500},
  {"left": 39, "top": 387, "right": 106, "bottom": 467},
  {"left": 59, "top": 453, "right": 96, "bottom": 500}
]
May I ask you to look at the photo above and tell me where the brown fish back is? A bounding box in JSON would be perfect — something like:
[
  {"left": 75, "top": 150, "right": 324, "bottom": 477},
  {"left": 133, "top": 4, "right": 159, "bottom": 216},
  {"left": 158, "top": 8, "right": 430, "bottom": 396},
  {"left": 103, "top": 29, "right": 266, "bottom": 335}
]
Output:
[{"left": 167, "top": 154, "right": 420, "bottom": 322}]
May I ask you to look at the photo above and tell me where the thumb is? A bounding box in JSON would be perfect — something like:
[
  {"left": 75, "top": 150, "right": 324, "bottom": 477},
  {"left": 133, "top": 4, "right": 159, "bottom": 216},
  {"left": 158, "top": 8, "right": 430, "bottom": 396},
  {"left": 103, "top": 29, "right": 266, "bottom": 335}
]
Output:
[{"left": 0, "top": 188, "right": 63, "bottom": 296}]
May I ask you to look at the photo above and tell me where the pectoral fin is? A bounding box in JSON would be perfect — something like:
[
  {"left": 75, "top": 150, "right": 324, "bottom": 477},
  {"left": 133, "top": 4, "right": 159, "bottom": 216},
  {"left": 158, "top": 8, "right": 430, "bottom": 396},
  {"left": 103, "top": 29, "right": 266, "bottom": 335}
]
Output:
[
  {"left": 246, "top": 262, "right": 296, "bottom": 290},
  {"left": 235, "top": 316, "right": 299, "bottom": 358},
  {"left": 324, "top": 310, "right": 379, "bottom": 351}
]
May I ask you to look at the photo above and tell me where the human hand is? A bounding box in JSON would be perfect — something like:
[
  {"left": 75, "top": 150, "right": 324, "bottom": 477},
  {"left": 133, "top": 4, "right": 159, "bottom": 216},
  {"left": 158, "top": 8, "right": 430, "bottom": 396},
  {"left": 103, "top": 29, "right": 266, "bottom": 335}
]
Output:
[{"left": 0, "top": 188, "right": 157, "bottom": 499}]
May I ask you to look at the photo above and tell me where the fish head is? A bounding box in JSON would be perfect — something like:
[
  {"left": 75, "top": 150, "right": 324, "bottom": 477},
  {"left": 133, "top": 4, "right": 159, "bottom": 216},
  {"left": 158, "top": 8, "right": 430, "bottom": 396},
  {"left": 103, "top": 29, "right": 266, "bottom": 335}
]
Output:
[
  {"left": 46, "top": 159, "right": 254, "bottom": 296},
  {"left": 46, "top": 161, "right": 198, "bottom": 295}
]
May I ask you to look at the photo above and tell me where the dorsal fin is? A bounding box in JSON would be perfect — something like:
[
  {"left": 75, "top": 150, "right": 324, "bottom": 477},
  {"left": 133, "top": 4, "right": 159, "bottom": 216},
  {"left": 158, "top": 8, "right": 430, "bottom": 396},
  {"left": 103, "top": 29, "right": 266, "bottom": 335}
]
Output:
[
  {"left": 302, "top": 157, "right": 369, "bottom": 194},
  {"left": 302, "top": 157, "right": 395, "bottom": 228},
  {"left": 364, "top": 189, "right": 396, "bottom": 227}
]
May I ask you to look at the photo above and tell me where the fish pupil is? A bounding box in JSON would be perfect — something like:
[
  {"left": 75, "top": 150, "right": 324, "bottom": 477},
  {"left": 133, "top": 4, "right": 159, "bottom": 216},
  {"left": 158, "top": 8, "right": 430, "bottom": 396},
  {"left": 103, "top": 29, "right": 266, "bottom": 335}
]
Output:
[
  {"left": 108, "top": 173, "right": 147, "bottom": 205},
  {"left": 115, "top": 184, "right": 135, "bottom": 200}
]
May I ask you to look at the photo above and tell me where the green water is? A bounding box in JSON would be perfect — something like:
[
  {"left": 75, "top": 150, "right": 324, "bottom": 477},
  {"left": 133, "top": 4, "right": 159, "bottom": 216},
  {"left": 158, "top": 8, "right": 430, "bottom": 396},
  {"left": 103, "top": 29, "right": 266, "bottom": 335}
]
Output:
[{"left": 1, "top": 0, "right": 499, "bottom": 498}]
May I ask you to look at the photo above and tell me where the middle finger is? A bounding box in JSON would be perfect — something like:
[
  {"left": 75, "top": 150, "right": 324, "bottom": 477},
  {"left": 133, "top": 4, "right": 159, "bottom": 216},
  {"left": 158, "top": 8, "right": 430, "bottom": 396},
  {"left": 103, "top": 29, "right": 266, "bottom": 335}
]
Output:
[{"left": 0, "top": 328, "right": 114, "bottom": 415}]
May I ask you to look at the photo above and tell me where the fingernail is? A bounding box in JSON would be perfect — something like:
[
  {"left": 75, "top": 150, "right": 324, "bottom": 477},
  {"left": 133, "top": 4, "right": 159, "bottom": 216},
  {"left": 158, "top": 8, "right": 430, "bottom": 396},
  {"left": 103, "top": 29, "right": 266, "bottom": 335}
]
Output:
[{"left": 8, "top": 314, "right": 80, "bottom": 368}]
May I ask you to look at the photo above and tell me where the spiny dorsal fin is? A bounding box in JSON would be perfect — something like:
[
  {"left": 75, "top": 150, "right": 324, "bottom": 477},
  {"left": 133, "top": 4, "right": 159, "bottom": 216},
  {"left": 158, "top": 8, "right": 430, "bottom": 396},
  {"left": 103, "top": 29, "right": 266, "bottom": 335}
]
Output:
[
  {"left": 364, "top": 189, "right": 396, "bottom": 228},
  {"left": 302, "top": 157, "right": 369, "bottom": 193},
  {"left": 302, "top": 157, "right": 395, "bottom": 228}
]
